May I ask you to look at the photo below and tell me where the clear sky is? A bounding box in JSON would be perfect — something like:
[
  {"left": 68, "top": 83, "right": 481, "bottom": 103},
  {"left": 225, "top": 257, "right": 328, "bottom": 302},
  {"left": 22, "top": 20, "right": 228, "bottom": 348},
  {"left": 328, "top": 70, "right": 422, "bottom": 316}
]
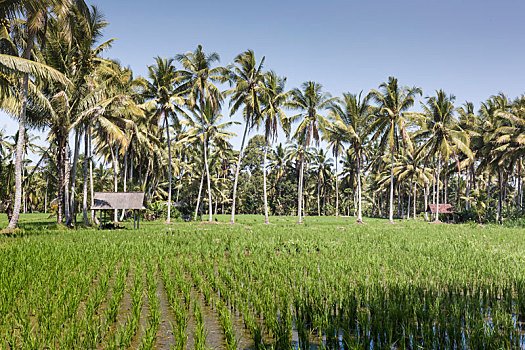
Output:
[{"left": 1, "top": 0, "right": 525, "bottom": 156}]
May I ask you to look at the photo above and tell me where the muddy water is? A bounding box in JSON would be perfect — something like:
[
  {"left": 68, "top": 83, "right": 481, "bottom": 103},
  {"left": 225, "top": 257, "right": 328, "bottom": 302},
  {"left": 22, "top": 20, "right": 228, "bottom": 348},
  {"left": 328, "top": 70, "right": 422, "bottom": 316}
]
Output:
[
  {"left": 199, "top": 293, "right": 225, "bottom": 349},
  {"left": 154, "top": 276, "right": 176, "bottom": 349},
  {"left": 231, "top": 310, "right": 255, "bottom": 349}
]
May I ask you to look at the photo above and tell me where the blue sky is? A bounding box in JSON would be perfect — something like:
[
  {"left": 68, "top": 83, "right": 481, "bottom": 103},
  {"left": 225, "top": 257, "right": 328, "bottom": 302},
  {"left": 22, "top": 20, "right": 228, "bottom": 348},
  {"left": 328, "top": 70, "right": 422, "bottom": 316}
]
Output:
[{"left": 2, "top": 0, "right": 525, "bottom": 156}]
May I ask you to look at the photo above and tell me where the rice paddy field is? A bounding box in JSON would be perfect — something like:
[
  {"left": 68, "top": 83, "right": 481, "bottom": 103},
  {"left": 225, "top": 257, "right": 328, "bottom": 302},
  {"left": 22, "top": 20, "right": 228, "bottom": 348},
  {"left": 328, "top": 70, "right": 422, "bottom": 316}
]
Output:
[{"left": 1, "top": 214, "right": 525, "bottom": 349}]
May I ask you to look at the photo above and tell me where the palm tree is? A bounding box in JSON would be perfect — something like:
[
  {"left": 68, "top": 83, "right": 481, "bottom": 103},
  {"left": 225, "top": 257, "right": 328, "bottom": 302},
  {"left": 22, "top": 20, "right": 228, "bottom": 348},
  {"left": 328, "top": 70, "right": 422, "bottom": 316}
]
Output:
[
  {"left": 181, "top": 101, "right": 237, "bottom": 220},
  {"left": 225, "top": 49, "right": 266, "bottom": 223},
  {"left": 0, "top": 0, "right": 74, "bottom": 229},
  {"left": 287, "top": 81, "right": 336, "bottom": 223},
  {"left": 322, "top": 122, "right": 345, "bottom": 216},
  {"left": 257, "top": 71, "right": 289, "bottom": 223},
  {"left": 269, "top": 143, "right": 288, "bottom": 213},
  {"left": 176, "top": 45, "right": 226, "bottom": 222},
  {"left": 369, "top": 77, "right": 422, "bottom": 223},
  {"left": 327, "top": 92, "right": 372, "bottom": 222},
  {"left": 311, "top": 148, "right": 333, "bottom": 215},
  {"left": 285, "top": 140, "right": 315, "bottom": 219},
  {"left": 142, "top": 57, "right": 184, "bottom": 223},
  {"left": 416, "top": 90, "right": 473, "bottom": 222}
]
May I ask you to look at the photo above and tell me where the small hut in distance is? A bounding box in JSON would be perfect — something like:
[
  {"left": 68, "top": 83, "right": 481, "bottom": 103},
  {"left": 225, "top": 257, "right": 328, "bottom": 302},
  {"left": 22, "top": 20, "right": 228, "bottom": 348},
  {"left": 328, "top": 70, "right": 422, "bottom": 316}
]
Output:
[
  {"left": 427, "top": 204, "right": 454, "bottom": 214},
  {"left": 426, "top": 204, "right": 455, "bottom": 222},
  {"left": 92, "top": 192, "right": 145, "bottom": 229}
]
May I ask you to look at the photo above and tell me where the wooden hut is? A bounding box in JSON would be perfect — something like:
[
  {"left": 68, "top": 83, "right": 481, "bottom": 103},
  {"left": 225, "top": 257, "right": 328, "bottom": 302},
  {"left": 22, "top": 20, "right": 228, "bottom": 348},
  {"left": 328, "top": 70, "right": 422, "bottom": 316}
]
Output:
[
  {"left": 427, "top": 204, "right": 454, "bottom": 214},
  {"left": 92, "top": 192, "right": 145, "bottom": 229}
]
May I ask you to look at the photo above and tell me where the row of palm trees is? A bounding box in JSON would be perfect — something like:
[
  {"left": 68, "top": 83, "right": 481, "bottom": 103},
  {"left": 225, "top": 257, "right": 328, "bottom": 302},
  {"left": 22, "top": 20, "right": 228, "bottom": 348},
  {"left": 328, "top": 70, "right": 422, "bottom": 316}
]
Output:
[{"left": 2, "top": 1, "right": 525, "bottom": 229}]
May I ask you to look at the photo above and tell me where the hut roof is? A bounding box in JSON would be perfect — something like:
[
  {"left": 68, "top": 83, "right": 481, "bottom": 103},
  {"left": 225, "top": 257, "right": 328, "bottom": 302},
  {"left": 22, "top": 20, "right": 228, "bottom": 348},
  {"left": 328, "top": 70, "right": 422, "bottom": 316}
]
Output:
[
  {"left": 427, "top": 204, "right": 454, "bottom": 214},
  {"left": 92, "top": 192, "right": 145, "bottom": 210}
]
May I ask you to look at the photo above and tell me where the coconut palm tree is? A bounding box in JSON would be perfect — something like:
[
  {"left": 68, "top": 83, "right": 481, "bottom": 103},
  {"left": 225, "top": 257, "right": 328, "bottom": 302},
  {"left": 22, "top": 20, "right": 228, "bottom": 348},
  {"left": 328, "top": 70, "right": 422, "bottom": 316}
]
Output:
[
  {"left": 224, "top": 49, "right": 266, "bottom": 223},
  {"left": 287, "top": 81, "right": 336, "bottom": 223},
  {"left": 269, "top": 142, "right": 288, "bottom": 213},
  {"left": 0, "top": 0, "right": 74, "bottom": 229},
  {"left": 176, "top": 45, "right": 226, "bottom": 222},
  {"left": 142, "top": 56, "right": 184, "bottom": 223},
  {"left": 415, "top": 90, "right": 473, "bottom": 222},
  {"left": 368, "top": 77, "right": 422, "bottom": 223},
  {"left": 327, "top": 91, "right": 372, "bottom": 222},
  {"left": 285, "top": 139, "right": 315, "bottom": 219},
  {"left": 256, "top": 71, "right": 289, "bottom": 223},
  {"left": 310, "top": 148, "right": 333, "bottom": 216},
  {"left": 181, "top": 101, "right": 237, "bottom": 220}
]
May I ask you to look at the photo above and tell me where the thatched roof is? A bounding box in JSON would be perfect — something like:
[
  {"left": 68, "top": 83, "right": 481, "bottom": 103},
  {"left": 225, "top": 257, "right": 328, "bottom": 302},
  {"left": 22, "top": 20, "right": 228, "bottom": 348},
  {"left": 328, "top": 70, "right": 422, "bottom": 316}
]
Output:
[
  {"left": 427, "top": 204, "right": 454, "bottom": 214},
  {"left": 92, "top": 192, "right": 145, "bottom": 210}
]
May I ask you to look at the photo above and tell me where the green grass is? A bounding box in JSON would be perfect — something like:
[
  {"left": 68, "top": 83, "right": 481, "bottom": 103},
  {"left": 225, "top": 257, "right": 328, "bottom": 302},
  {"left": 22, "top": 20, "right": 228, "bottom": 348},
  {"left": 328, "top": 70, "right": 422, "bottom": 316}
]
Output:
[{"left": 0, "top": 214, "right": 524, "bottom": 348}]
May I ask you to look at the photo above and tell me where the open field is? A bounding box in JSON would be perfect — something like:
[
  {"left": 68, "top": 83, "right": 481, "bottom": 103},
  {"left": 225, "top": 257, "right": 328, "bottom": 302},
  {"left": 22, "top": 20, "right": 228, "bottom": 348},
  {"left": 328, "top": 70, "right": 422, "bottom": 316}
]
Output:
[{"left": 1, "top": 214, "right": 525, "bottom": 349}]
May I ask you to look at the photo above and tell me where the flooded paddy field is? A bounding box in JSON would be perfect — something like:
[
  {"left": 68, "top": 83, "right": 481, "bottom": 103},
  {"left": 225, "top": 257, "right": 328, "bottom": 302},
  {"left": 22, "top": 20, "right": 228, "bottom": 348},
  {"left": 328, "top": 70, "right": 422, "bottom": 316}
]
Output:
[{"left": 1, "top": 214, "right": 525, "bottom": 349}]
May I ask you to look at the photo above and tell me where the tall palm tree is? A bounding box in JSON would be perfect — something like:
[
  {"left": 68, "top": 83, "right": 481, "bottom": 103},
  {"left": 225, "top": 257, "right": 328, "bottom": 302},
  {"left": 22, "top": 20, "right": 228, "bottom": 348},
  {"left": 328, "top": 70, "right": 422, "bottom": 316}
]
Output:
[
  {"left": 322, "top": 122, "right": 345, "bottom": 216},
  {"left": 287, "top": 81, "right": 336, "bottom": 223},
  {"left": 257, "top": 71, "right": 289, "bottom": 223},
  {"left": 327, "top": 91, "right": 372, "bottom": 222},
  {"left": 269, "top": 143, "right": 288, "bottom": 213},
  {"left": 181, "top": 101, "right": 237, "bottom": 220},
  {"left": 1, "top": 0, "right": 74, "bottom": 229},
  {"left": 176, "top": 45, "right": 226, "bottom": 222},
  {"left": 142, "top": 57, "right": 184, "bottom": 223},
  {"left": 416, "top": 90, "right": 473, "bottom": 222},
  {"left": 369, "top": 77, "right": 422, "bottom": 223},
  {"left": 225, "top": 49, "right": 265, "bottom": 224},
  {"left": 311, "top": 148, "right": 333, "bottom": 216}
]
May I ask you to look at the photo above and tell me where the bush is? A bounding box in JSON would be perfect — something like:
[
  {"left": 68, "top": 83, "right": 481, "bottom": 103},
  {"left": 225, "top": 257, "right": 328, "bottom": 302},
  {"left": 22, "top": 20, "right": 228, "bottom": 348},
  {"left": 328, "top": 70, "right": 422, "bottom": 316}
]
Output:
[{"left": 144, "top": 201, "right": 181, "bottom": 221}]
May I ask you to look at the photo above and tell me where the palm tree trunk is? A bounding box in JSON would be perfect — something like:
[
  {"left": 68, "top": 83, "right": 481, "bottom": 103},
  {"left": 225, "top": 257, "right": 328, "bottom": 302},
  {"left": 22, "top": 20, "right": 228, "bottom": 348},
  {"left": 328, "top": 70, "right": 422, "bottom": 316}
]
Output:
[
  {"left": 44, "top": 176, "right": 48, "bottom": 214},
  {"left": 298, "top": 153, "right": 305, "bottom": 224},
  {"left": 465, "top": 165, "right": 471, "bottom": 210},
  {"left": 110, "top": 144, "right": 118, "bottom": 222},
  {"left": 230, "top": 120, "right": 250, "bottom": 223},
  {"left": 413, "top": 181, "right": 417, "bottom": 219},
  {"left": 263, "top": 141, "right": 270, "bottom": 224},
  {"left": 66, "top": 129, "right": 81, "bottom": 226},
  {"left": 142, "top": 159, "right": 151, "bottom": 192},
  {"left": 444, "top": 172, "right": 448, "bottom": 205},
  {"left": 486, "top": 174, "right": 491, "bottom": 220},
  {"left": 317, "top": 175, "right": 321, "bottom": 216},
  {"left": 57, "top": 138, "right": 65, "bottom": 224},
  {"left": 120, "top": 147, "right": 128, "bottom": 221},
  {"left": 497, "top": 169, "right": 502, "bottom": 224},
  {"left": 130, "top": 150, "right": 134, "bottom": 185},
  {"left": 194, "top": 170, "right": 205, "bottom": 221},
  {"left": 424, "top": 182, "right": 429, "bottom": 221},
  {"left": 357, "top": 162, "right": 363, "bottom": 223},
  {"left": 203, "top": 135, "right": 213, "bottom": 223},
  {"left": 407, "top": 183, "right": 411, "bottom": 219},
  {"left": 389, "top": 144, "right": 395, "bottom": 223},
  {"left": 164, "top": 113, "right": 173, "bottom": 223},
  {"left": 83, "top": 126, "right": 89, "bottom": 225},
  {"left": 89, "top": 126, "right": 97, "bottom": 225},
  {"left": 435, "top": 153, "right": 441, "bottom": 222},
  {"left": 64, "top": 141, "right": 71, "bottom": 223},
  {"left": 7, "top": 28, "right": 36, "bottom": 229},
  {"left": 335, "top": 153, "right": 339, "bottom": 216},
  {"left": 518, "top": 159, "right": 522, "bottom": 211}
]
